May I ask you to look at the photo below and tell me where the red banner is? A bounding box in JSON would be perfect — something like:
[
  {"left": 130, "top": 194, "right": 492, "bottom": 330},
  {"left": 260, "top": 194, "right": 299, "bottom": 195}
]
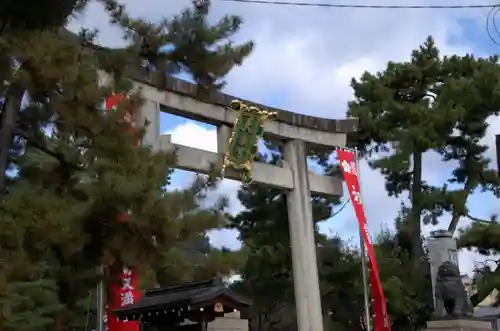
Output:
[
  {"left": 337, "top": 149, "right": 391, "bottom": 331},
  {"left": 105, "top": 94, "right": 141, "bottom": 331},
  {"left": 105, "top": 93, "right": 137, "bottom": 133},
  {"left": 107, "top": 266, "right": 141, "bottom": 331},
  {"left": 105, "top": 93, "right": 137, "bottom": 224}
]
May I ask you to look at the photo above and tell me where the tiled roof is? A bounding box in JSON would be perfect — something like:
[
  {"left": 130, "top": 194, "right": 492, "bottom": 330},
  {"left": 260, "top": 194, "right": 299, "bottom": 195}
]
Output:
[{"left": 113, "top": 279, "right": 251, "bottom": 318}]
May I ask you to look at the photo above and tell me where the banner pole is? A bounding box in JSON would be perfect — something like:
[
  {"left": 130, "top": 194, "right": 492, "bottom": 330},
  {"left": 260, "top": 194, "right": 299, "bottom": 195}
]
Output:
[
  {"left": 354, "top": 149, "right": 371, "bottom": 331},
  {"left": 96, "top": 265, "right": 105, "bottom": 331}
]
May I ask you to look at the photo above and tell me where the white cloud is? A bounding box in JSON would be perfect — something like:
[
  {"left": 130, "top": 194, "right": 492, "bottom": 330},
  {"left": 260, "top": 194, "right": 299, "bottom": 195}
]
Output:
[
  {"left": 167, "top": 122, "right": 218, "bottom": 152},
  {"left": 165, "top": 121, "right": 243, "bottom": 214},
  {"left": 69, "top": 0, "right": 500, "bottom": 275},
  {"left": 165, "top": 122, "right": 243, "bottom": 249}
]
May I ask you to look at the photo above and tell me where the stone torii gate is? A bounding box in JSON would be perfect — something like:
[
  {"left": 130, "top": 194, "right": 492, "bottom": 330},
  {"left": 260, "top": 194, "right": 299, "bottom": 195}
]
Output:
[{"left": 104, "top": 72, "right": 358, "bottom": 331}]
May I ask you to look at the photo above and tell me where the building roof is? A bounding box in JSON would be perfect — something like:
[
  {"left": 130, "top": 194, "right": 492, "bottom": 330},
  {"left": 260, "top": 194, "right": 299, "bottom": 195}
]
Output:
[{"left": 113, "top": 278, "right": 251, "bottom": 319}]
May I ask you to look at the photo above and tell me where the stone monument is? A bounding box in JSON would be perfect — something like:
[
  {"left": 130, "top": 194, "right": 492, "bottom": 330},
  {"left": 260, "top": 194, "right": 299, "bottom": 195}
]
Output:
[
  {"left": 425, "top": 230, "right": 491, "bottom": 331},
  {"left": 428, "top": 230, "right": 459, "bottom": 308},
  {"left": 434, "top": 261, "right": 473, "bottom": 317}
]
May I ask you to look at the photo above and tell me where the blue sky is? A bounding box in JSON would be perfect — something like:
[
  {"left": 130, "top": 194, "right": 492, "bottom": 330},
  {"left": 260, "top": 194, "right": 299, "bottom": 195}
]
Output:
[
  {"left": 159, "top": 15, "right": 500, "bottom": 275},
  {"left": 70, "top": 0, "right": 500, "bottom": 275}
]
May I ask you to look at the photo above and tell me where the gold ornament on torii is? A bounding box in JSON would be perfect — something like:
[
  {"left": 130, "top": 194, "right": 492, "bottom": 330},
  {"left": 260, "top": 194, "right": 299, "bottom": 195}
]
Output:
[{"left": 221, "top": 100, "right": 277, "bottom": 185}]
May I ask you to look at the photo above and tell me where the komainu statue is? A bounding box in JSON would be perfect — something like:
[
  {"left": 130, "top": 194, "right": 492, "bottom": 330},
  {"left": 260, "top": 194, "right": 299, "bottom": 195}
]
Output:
[{"left": 434, "top": 261, "right": 473, "bottom": 317}]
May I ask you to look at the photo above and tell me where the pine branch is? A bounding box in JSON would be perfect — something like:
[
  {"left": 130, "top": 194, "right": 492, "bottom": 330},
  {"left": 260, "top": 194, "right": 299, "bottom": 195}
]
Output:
[
  {"left": 466, "top": 214, "right": 492, "bottom": 224},
  {"left": 14, "top": 128, "right": 85, "bottom": 171}
]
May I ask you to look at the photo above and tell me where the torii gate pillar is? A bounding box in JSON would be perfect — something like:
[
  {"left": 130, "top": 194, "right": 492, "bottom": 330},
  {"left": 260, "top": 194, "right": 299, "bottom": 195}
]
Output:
[
  {"left": 285, "top": 139, "right": 323, "bottom": 331},
  {"left": 99, "top": 70, "right": 358, "bottom": 331}
]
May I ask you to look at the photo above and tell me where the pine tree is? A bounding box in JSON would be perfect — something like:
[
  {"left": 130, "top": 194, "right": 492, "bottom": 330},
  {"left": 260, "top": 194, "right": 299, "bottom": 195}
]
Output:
[
  {"left": 0, "top": 0, "right": 255, "bottom": 193},
  {"left": 0, "top": 0, "right": 93, "bottom": 193},
  {"left": 317, "top": 236, "right": 365, "bottom": 331},
  {"left": 458, "top": 221, "right": 500, "bottom": 305},
  {"left": 0, "top": 0, "right": 88, "bottom": 32},
  {"left": 229, "top": 146, "right": 342, "bottom": 331},
  {"left": 0, "top": 1, "right": 254, "bottom": 330},
  {"left": 375, "top": 227, "right": 432, "bottom": 331},
  {"left": 320, "top": 225, "right": 432, "bottom": 331},
  {"left": 348, "top": 36, "right": 500, "bottom": 267},
  {"left": 99, "top": 0, "right": 254, "bottom": 90},
  {"left": 229, "top": 148, "right": 433, "bottom": 331}
]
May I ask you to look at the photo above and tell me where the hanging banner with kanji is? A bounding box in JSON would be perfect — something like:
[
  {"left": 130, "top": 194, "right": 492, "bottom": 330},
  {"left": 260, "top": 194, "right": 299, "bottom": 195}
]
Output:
[
  {"left": 105, "top": 94, "right": 141, "bottom": 331},
  {"left": 107, "top": 266, "right": 141, "bottom": 331},
  {"left": 105, "top": 93, "right": 138, "bottom": 222},
  {"left": 337, "top": 149, "right": 391, "bottom": 331}
]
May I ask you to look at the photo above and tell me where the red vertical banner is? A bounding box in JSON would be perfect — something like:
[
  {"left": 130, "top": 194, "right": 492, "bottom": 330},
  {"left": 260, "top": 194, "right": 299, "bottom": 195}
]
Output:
[
  {"left": 337, "top": 149, "right": 391, "bottom": 331},
  {"left": 104, "top": 93, "right": 138, "bottom": 223},
  {"left": 105, "top": 93, "right": 138, "bottom": 135},
  {"left": 107, "top": 266, "right": 141, "bottom": 331},
  {"left": 105, "top": 94, "right": 141, "bottom": 331}
]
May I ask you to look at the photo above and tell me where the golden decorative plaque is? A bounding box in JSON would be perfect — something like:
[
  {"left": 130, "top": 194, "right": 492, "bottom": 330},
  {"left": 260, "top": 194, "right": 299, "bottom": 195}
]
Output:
[
  {"left": 214, "top": 302, "right": 224, "bottom": 313},
  {"left": 222, "top": 100, "right": 277, "bottom": 184}
]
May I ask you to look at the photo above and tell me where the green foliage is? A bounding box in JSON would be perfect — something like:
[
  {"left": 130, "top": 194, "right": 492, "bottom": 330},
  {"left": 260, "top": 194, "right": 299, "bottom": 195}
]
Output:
[
  {"left": 100, "top": 0, "right": 254, "bottom": 89},
  {"left": 229, "top": 170, "right": 296, "bottom": 331},
  {"left": 459, "top": 221, "right": 500, "bottom": 255},
  {"left": 317, "top": 236, "right": 365, "bottom": 331},
  {"left": 229, "top": 150, "right": 335, "bottom": 331},
  {"left": 229, "top": 148, "right": 432, "bottom": 331},
  {"left": 348, "top": 36, "right": 500, "bottom": 265},
  {"left": 458, "top": 221, "right": 500, "bottom": 305},
  {"left": 1, "top": 279, "right": 62, "bottom": 331},
  {"left": 375, "top": 230, "right": 432, "bottom": 331},
  {"left": 319, "top": 227, "right": 432, "bottom": 331},
  {"left": 152, "top": 235, "right": 245, "bottom": 287},
  {"left": 0, "top": 0, "right": 88, "bottom": 32},
  {"left": 0, "top": 0, "right": 253, "bottom": 330}
]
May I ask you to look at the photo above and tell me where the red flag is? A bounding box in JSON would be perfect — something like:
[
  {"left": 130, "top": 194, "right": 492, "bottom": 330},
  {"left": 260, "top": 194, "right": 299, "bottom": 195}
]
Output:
[
  {"left": 107, "top": 266, "right": 141, "bottom": 331},
  {"left": 105, "top": 94, "right": 137, "bottom": 134},
  {"left": 105, "top": 95, "right": 141, "bottom": 331},
  {"left": 105, "top": 93, "right": 126, "bottom": 112},
  {"left": 337, "top": 149, "right": 391, "bottom": 331}
]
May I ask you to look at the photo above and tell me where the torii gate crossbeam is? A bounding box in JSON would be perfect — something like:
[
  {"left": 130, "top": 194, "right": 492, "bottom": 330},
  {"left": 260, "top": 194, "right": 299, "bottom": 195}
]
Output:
[{"left": 101, "top": 71, "right": 358, "bottom": 331}]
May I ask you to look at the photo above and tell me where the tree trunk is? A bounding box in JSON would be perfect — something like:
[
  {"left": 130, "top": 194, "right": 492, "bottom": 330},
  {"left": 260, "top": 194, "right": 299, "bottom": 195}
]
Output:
[
  {"left": 410, "top": 151, "right": 424, "bottom": 270},
  {"left": 0, "top": 88, "right": 23, "bottom": 195}
]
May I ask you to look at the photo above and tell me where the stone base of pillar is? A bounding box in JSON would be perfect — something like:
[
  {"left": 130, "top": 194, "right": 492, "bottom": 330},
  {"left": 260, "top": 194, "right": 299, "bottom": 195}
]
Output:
[{"left": 425, "top": 319, "right": 493, "bottom": 331}]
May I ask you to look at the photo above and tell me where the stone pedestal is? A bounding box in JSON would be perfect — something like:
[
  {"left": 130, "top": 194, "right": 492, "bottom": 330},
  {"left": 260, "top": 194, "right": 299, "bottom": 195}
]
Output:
[
  {"left": 208, "top": 311, "right": 249, "bottom": 331},
  {"left": 427, "top": 230, "right": 459, "bottom": 309},
  {"left": 425, "top": 319, "right": 493, "bottom": 331}
]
